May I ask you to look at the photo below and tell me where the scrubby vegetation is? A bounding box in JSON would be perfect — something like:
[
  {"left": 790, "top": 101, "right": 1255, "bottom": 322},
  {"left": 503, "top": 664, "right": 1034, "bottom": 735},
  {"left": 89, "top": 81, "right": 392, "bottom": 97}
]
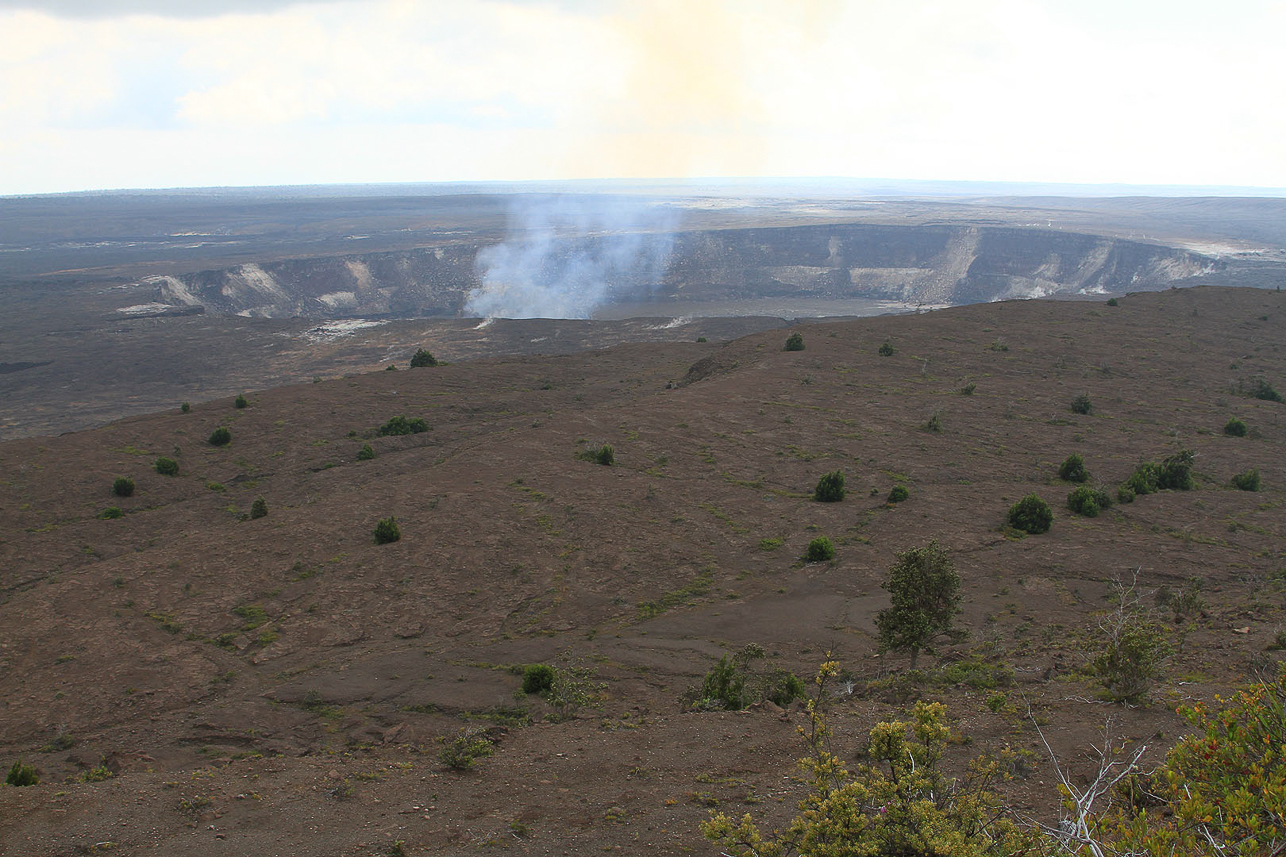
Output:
[
  {"left": 1058, "top": 452, "right": 1089, "bottom": 483},
  {"left": 1006, "top": 494, "right": 1052, "bottom": 534},
  {"left": 1070, "top": 392, "right": 1093, "bottom": 415},
  {"left": 1230, "top": 468, "right": 1261, "bottom": 491},
  {"left": 521, "top": 663, "right": 556, "bottom": 695},
  {"left": 813, "top": 470, "right": 845, "bottom": 502},
  {"left": 692, "top": 645, "right": 805, "bottom": 711},
  {"left": 887, "top": 484, "right": 909, "bottom": 503},
  {"left": 1126, "top": 449, "right": 1195, "bottom": 495},
  {"left": 804, "top": 536, "right": 834, "bottom": 562},
  {"left": 6, "top": 759, "right": 38, "bottom": 786},
  {"left": 783, "top": 332, "right": 804, "bottom": 351},
  {"left": 356, "top": 442, "right": 375, "bottom": 461},
  {"left": 373, "top": 516, "right": 401, "bottom": 544},
  {"left": 208, "top": 426, "right": 231, "bottom": 446},
  {"left": 154, "top": 456, "right": 178, "bottom": 476},
  {"left": 1067, "top": 485, "right": 1113, "bottom": 517},
  {"left": 410, "top": 348, "right": 438, "bottom": 368},
  {"left": 1223, "top": 416, "right": 1248, "bottom": 437},
  {"left": 234, "top": 394, "right": 248, "bottom": 409},
  {"left": 577, "top": 443, "right": 614, "bottom": 465},
  {"left": 112, "top": 476, "right": 134, "bottom": 497},
  {"left": 249, "top": 496, "right": 268, "bottom": 519},
  {"left": 878, "top": 341, "right": 895, "bottom": 356},
  {"left": 876, "top": 541, "right": 961, "bottom": 669},
  {"left": 378, "top": 415, "right": 428, "bottom": 436},
  {"left": 438, "top": 728, "right": 493, "bottom": 770}
]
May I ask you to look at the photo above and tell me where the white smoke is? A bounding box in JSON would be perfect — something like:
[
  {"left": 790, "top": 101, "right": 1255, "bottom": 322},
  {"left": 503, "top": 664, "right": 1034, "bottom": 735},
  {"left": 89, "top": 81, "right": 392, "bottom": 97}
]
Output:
[{"left": 465, "top": 195, "right": 680, "bottom": 319}]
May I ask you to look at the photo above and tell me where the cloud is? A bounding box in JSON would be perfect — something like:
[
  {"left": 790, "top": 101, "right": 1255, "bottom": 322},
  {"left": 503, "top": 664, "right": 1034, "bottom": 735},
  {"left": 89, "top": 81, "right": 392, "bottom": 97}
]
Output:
[{"left": 0, "top": 0, "right": 348, "bottom": 18}]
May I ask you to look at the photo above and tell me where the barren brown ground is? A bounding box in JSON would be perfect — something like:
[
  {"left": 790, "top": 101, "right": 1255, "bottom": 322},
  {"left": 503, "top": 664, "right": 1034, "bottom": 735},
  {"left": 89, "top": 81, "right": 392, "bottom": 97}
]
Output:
[{"left": 1, "top": 285, "right": 1283, "bottom": 855}]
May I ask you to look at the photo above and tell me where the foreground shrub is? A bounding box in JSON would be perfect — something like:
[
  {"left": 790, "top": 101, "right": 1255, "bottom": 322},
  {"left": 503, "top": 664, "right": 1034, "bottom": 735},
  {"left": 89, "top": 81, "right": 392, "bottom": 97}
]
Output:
[
  {"left": 1223, "top": 417, "right": 1248, "bottom": 437},
  {"left": 887, "top": 484, "right": 909, "bottom": 503},
  {"left": 373, "top": 516, "right": 401, "bottom": 544},
  {"left": 521, "top": 664, "right": 556, "bottom": 695},
  {"left": 208, "top": 426, "right": 231, "bottom": 446},
  {"left": 783, "top": 332, "right": 804, "bottom": 351},
  {"left": 438, "top": 728, "right": 493, "bottom": 771},
  {"left": 704, "top": 665, "right": 1037, "bottom": 857},
  {"left": 1230, "top": 468, "right": 1261, "bottom": 491},
  {"left": 112, "top": 476, "right": 135, "bottom": 497},
  {"left": 876, "top": 540, "right": 961, "bottom": 669},
  {"left": 1070, "top": 393, "right": 1093, "bottom": 415},
  {"left": 1058, "top": 453, "right": 1089, "bottom": 483},
  {"left": 1091, "top": 577, "right": 1171, "bottom": 704},
  {"left": 804, "top": 536, "right": 835, "bottom": 562},
  {"left": 1007, "top": 494, "right": 1052, "bottom": 534},
  {"left": 1068, "top": 485, "right": 1113, "bottom": 517},
  {"left": 410, "top": 348, "right": 438, "bottom": 368},
  {"left": 693, "top": 645, "right": 805, "bottom": 711},
  {"left": 154, "top": 456, "right": 179, "bottom": 476},
  {"left": 6, "top": 759, "right": 38, "bottom": 787},
  {"left": 813, "top": 470, "right": 846, "bottom": 502},
  {"left": 378, "top": 415, "right": 428, "bottom": 436}
]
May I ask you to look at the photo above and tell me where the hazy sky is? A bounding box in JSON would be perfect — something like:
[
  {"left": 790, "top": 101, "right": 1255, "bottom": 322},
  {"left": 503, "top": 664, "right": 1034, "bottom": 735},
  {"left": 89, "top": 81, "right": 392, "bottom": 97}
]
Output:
[{"left": 2, "top": 0, "right": 1283, "bottom": 194}]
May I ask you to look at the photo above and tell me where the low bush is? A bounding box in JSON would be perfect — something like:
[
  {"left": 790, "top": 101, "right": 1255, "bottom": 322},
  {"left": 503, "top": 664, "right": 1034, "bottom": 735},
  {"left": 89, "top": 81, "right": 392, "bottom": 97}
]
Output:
[
  {"left": 180, "top": 402, "right": 191, "bottom": 413},
  {"left": 522, "top": 664, "right": 556, "bottom": 695},
  {"left": 783, "top": 332, "right": 804, "bottom": 351},
  {"left": 208, "top": 426, "right": 231, "bottom": 446},
  {"left": 112, "top": 476, "right": 135, "bottom": 497},
  {"left": 378, "top": 416, "right": 428, "bottom": 436},
  {"left": 960, "top": 382, "right": 976, "bottom": 395},
  {"left": 1068, "top": 485, "right": 1113, "bottom": 517},
  {"left": 1070, "top": 393, "right": 1093, "bottom": 415},
  {"left": 924, "top": 411, "right": 943, "bottom": 433},
  {"left": 595, "top": 444, "right": 614, "bottom": 466},
  {"left": 100, "top": 507, "right": 123, "bottom": 520},
  {"left": 1250, "top": 377, "right": 1283, "bottom": 403},
  {"left": 234, "top": 394, "right": 248, "bottom": 409},
  {"left": 1223, "top": 417, "right": 1248, "bottom": 437},
  {"left": 1116, "top": 486, "right": 1136, "bottom": 504},
  {"left": 1230, "top": 468, "right": 1261, "bottom": 491},
  {"left": 1058, "top": 453, "right": 1089, "bottom": 483},
  {"left": 249, "top": 496, "right": 268, "bottom": 519},
  {"left": 373, "top": 517, "right": 401, "bottom": 544},
  {"left": 813, "top": 470, "right": 846, "bottom": 502},
  {"left": 154, "top": 456, "right": 179, "bottom": 476},
  {"left": 356, "top": 443, "right": 375, "bottom": 461},
  {"left": 438, "top": 728, "right": 493, "bottom": 770},
  {"left": 693, "top": 645, "right": 805, "bottom": 711},
  {"left": 1157, "top": 449, "right": 1194, "bottom": 490},
  {"left": 1106, "top": 297, "right": 1119, "bottom": 306},
  {"left": 887, "top": 484, "right": 909, "bottom": 503},
  {"left": 878, "top": 341, "right": 895, "bottom": 356},
  {"left": 410, "top": 348, "right": 438, "bottom": 368},
  {"left": 804, "top": 536, "right": 835, "bottom": 562},
  {"left": 1007, "top": 494, "right": 1052, "bottom": 534},
  {"left": 6, "top": 759, "right": 38, "bottom": 787}
]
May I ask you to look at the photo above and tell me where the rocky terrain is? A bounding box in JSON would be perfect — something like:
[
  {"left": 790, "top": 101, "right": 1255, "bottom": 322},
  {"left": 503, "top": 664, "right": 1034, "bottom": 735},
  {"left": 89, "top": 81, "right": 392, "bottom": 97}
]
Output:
[{"left": 1, "top": 285, "right": 1283, "bottom": 855}]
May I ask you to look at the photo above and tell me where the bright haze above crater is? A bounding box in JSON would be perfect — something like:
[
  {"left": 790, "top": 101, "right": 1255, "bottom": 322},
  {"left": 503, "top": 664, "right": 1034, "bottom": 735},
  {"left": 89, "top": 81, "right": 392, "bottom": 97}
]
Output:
[{"left": 1, "top": 0, "right": 1283, "bottom": 195}]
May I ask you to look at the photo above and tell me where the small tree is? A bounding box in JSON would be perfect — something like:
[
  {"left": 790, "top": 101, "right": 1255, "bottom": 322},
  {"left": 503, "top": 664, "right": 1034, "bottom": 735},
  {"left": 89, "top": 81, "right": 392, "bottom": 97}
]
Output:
[
  {"left": 234, "top": 394, "right": 248, "bottom": 409},
  {"left": 784, "top": 332, "right": 804, "bottom": 352},
  {"left": 1007, "top": 494, "right": 1052, "bottom": 534},
  {"left": 208, "top": 426, "right": 231, "bottom": 446},
  {"left": 813, "top": 470, "right": 846, "bottom": 502},
  {"left": 112, "top": 476, "right": 135, "bottom": 497},
  {"left": 804, "top": 536, "right": 835, "bottom": 562},
  {"left": 875, "top": 541, "right": 961, "bottom": 669},
  {"left": 249, "top": 496, "right": 268, "bottom": 519},
  {"left": 1058, "top": 453, "right": 1089, "bottom": 483},
  {"left": 5, "top": 759, "right": 38, "bottom": 787},
  {"left": 1091, "top": 574, "right": 1171, "bottom": 704},
  {"left": 410, "top": 348, "right": 438, "bottom": 368},
  {"left": 154, "top": 457, "right": 179, "bottom": 476},
  {"left": 373, "top": 516, "right": 401, "bottom": 544},
  {"left": 1071, "top": 393, "right": 1093, "bottom": 415}
]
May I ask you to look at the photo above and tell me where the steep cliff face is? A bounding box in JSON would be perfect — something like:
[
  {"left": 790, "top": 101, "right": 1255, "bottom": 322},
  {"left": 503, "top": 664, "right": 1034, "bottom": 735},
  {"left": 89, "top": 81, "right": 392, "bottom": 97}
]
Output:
[{"left": 140, "top": 224, "right": 1218, "bottom": 318}]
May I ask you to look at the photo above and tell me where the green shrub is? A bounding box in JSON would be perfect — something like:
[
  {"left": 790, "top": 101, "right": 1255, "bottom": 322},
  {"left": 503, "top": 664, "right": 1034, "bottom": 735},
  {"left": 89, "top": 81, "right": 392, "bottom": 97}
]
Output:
[
  {"left": 595, "top": 444, "right": 614, "bottom": 466},
  {"left": 878, "top": 341, "right": 895, "bottom": 356},
  {"left": 783, "top": 332, "right": 804, "bottom": 352},
  {"left": 1106, "top": 297, "right": 1119, "bottom": 306},
  {"left": 249, "top": 496, "right": 268, "bottom": 519},
  {"left": 760, "top": 668, "right": 806, "bottom": 707},
  {"left": 1007, "top": 494, "right": 1052, "bottom": 534},
  {"left": 1116, "top": 486, "right": 1136, "bottom": 504},
  {"left": 1230, "top": 469, "right": 1261, "bottom": 491},
  {"left": 758, "top": 537, "right": 783, "bottom": 551},
  {"left": 208, "top": 426, "right": 231, "bottom": 446},
  {"left": 876, "top": 541, "right": 961, "bottom": 669},
  {"left": 960, "top": 382, "right": 976, "bottom": 395},
  {"left": 234, "top": 394, "right": 248, "bottom": 409},
  {"left": 154, "top": 456, "right": 179, "bottom": 476},
  {"left": 100, "top": 507, "right": 123, "bottom": 520},
  {"left": 1093, "top": 617, "right": 1171, "bottom": 704},
  {"left": 987, "top": 339, "right": 1009, "bottom": 352},
  {"left": 438, "top": 728, "right": 493, "bottom": 770},
  {"left": 1126, "top": 461, "right": 1161, "bottom": 495},
  {"left": 1157, "top": 449, "right": 1194, "bottom": 490},
  {"left": 373, "top": 517, "right": 401, "bottom": 544},
  {"left": 378, "top": 415, "right": 428, "bottom": 436},
  {"left": 1070, "top": 393, "right": 1093, "bottom": 415},
  {"left": 696, "top": 336, "right": 708, "bottom": 343},
  {"left": 1250, "top": 377, "right": 1283, "bottom": 403},
  {"left": 888, "top": 484, "right": 909, "bottom": 503},
  {"left": 804, "top": 536, "right": 835, "bottom": 562},
  {"left": 180, "top": 402, "right": 191, "bottom": 413},
  {"left": 813, "top": 469, "right": 846, "bottom": 502},
  {"left": 1223, "top": 417, "right": 1248, "bottom": 437},
  {"left": 1068, "top": 485, "right": 1113, "bottom": 517},
  {"left": 112, "top": 476, "right": 135, "bottom": 497},
  {"left": 6, "top": 759, "right": 38, "bottom": 787},
  {"left": 522, "top": 664, "right": 556, "bottom": 695},
  {"left": 410, "top": 348, "right": 438, "bottom": 368},
  {"left": 924, "top": 411, "right": 942, "bottom": 433},
  {"left": 698, "top": 656, "right": 747, "bottom": 710},
  {"left": 1058, "top": 453, "right": 1089, "bottom": 483},
  {"left": 356, "top": 442, "right": 375, "bottom": 461}
]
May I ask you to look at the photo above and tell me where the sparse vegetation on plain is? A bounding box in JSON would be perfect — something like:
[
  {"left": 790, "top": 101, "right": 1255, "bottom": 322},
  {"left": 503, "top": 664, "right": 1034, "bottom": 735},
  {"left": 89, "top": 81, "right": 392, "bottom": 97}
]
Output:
[
  {"left": 6, "top": 759, "right": 38, "bottom": 786},
  {"left": 234, "top": 394, "right": 248, "bottom": 409},
  {"left": 887, "top": 484, "right": 909, "bottom": 503},
  {"left": 878, "top": 341, "right": 895, "bottom": 356},
  {"left": 1067, "top": 484, "right": 1113, "bottom": 517},
  {"left": 249, "top": 496, "right": 268, "bottom": 519},
  {"left": 356, "top": 442, "right": 375, "bottom": 460}
]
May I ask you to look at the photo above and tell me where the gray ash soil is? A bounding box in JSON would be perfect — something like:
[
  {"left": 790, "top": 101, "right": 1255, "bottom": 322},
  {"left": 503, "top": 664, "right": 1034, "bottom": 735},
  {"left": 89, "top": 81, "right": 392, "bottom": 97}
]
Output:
[{"left": 1, "top": 286, "right": 1284, "bottom": 855}]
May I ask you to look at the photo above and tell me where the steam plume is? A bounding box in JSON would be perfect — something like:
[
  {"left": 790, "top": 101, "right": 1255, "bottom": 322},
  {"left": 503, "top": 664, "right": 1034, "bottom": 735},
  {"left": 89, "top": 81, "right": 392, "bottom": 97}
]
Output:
[{"left": 465, "top": 195, "right": 679, "bottom": 319}]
